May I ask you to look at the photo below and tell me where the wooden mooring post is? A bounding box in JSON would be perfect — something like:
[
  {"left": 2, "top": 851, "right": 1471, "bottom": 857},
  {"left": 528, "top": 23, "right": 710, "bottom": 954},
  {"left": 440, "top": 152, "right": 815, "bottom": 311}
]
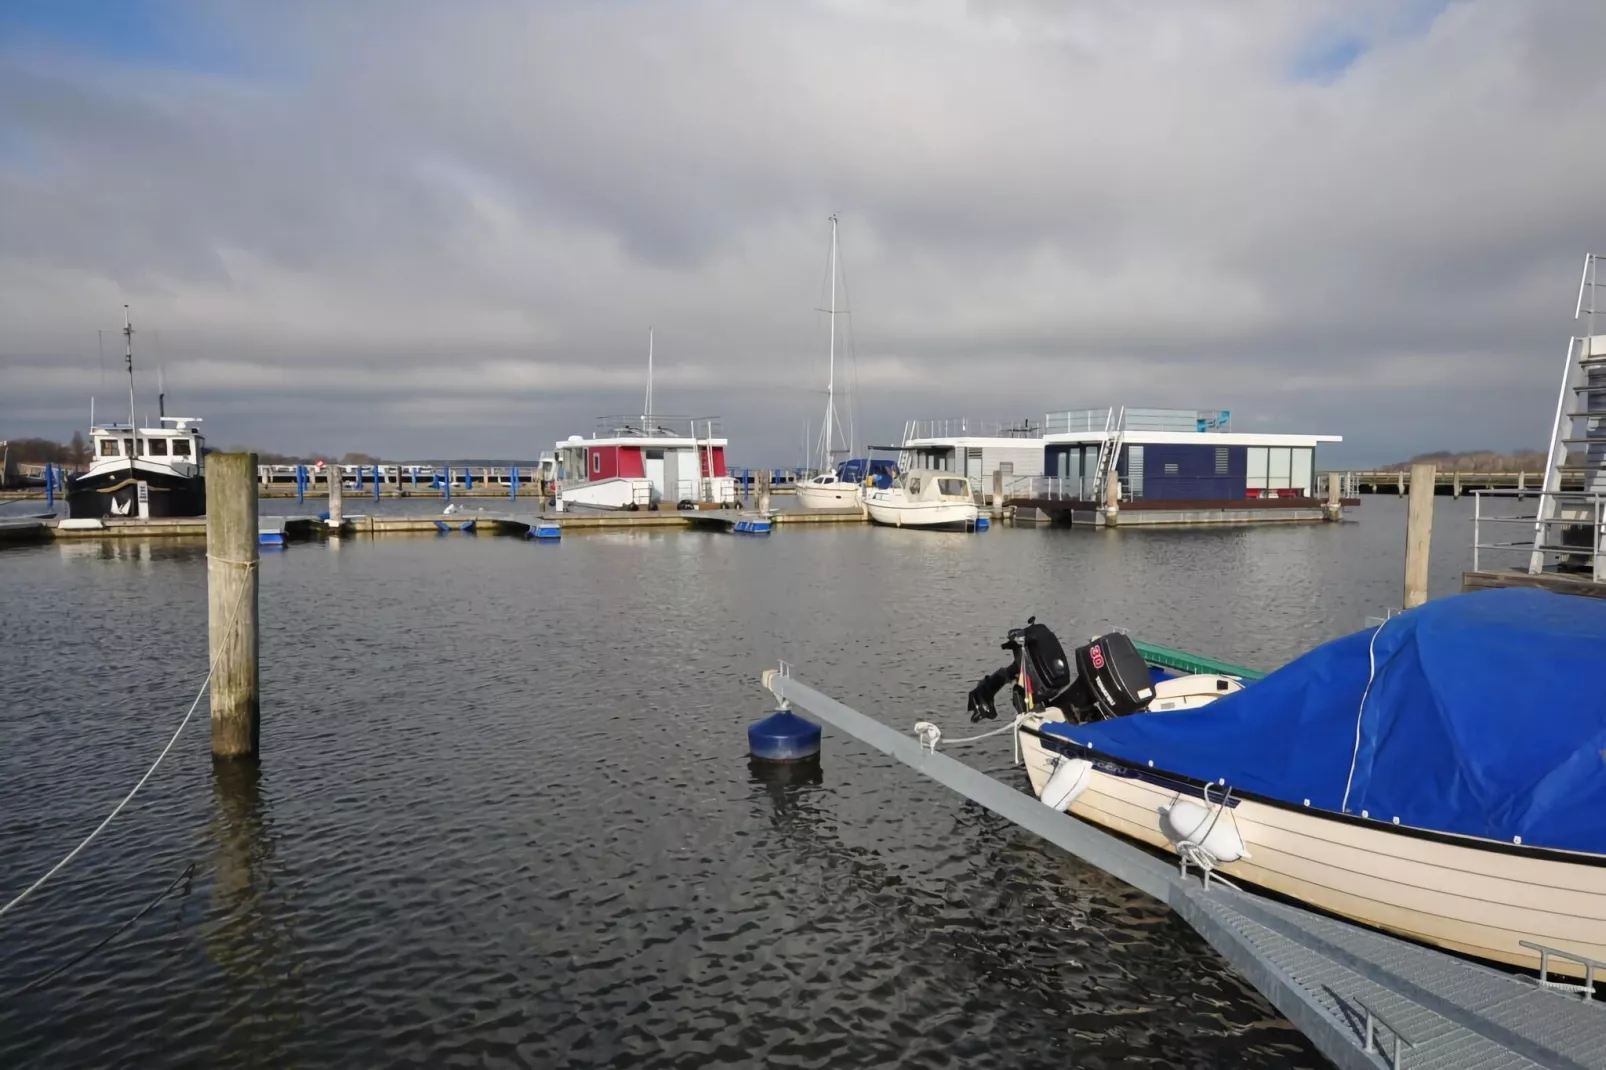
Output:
[
  {"left": 1324, "top": 472, "right": 1342, "bottom": 521},
  {"left": 991, "top": 469, "right": 1004, "bottom": 518},
  {"left": 206, "top": 453, "right": 260, "bottom": 759},
  {"left": 757, "top": 469, "right": 772, "bottom": 514},
  {"left": 1403, "top": 462, "right": 1435, "bottom": 610},
  {"left": 327, "top": 464, "right": 344, "bottom": 531}
]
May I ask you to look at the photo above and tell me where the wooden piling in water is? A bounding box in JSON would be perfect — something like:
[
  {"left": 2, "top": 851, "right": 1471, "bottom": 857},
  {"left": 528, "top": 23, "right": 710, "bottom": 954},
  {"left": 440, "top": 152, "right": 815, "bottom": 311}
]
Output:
[
  {"left": 327, "top": 464, "right": 344, "bottom": 530},
  {"left": 991, "top": 469, "right": 1004, "bottom": 518},
  {"left": 758, "top": 469, "right": 771, "bottom": 514},
  {"left": 206, "top": 453, "right": 260, "bottom": 759},
  {"left": 1403, "top": 462, "right": 1435, "bottom": 610},
  {"left": 1325, "top": 472, "right": 1342, "bottom": 521}
]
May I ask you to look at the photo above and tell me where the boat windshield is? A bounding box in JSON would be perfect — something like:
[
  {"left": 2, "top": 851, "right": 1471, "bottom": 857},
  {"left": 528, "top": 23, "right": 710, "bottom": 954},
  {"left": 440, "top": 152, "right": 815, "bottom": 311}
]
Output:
[{"left": 937, "top": 477, "right": 970, "bottom": 498}]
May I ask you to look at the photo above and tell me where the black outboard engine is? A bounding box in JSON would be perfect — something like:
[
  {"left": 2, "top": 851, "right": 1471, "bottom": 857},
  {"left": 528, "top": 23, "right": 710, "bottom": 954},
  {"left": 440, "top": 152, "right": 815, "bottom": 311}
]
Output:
[
  {"left": 1061, "top": 631, "right": 1156, "bottom": 721},
  {"left": 967, "top": 617, "right": 1074, "bottom": 721},
  {"left": 968, "top": 620, "right": 1155, "bottom": 724}
]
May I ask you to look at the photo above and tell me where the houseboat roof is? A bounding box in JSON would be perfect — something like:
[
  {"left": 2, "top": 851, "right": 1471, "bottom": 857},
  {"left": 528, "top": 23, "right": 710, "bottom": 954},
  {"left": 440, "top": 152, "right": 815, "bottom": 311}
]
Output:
[
  {"left": 1042, "top": 430, "right": 1341, "bottom": 447},
  {"left": 558, "top": 434, "right": 728, "bottom": 450},
  {"left": 1041, "top": 407, "right": 1339, "bottom": 448},
  {"left": 903, "top": 435, "right": 1044, "bottom": 448},
  {"left": 558, "top": 415, "right": 727, "bottom": 451}
]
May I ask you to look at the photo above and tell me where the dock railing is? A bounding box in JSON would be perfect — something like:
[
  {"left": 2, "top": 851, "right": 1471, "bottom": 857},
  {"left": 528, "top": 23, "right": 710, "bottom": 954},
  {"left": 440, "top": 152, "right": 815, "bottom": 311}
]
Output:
[{"left": 1472, "top": 489, "right": 1604, "bottom": 581}]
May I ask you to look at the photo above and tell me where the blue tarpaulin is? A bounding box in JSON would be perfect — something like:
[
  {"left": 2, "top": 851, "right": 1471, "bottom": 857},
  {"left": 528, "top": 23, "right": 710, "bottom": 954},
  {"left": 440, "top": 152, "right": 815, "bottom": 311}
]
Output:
[{"left": 1042, "top": 589, "right": 1606, "bottom": 854}]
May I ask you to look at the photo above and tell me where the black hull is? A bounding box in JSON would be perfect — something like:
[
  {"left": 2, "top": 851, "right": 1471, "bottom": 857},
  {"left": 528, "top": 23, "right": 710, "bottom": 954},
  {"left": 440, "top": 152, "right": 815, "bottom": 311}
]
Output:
[{"left": 68, "top": 469, "right": 206, "bottom": 519}]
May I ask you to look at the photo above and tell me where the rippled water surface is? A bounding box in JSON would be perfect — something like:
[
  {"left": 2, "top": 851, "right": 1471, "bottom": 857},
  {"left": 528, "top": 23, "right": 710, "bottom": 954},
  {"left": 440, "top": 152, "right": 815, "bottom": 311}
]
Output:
[{"left": 0, "top": 499, "right": 1488, "bottom": 1068}]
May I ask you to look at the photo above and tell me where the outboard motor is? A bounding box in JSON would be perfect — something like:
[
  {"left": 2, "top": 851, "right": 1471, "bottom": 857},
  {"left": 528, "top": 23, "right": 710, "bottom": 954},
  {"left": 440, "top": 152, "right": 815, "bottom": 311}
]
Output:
[
  {"left": 1061, "top": 631, "right": 1156, "bottom": 721},
  {"left": 967, "top": 617, "right": 1074, "bottom": 721},
  {"left": 967, "top": 620, "right": 1155, "bottom": 724}
]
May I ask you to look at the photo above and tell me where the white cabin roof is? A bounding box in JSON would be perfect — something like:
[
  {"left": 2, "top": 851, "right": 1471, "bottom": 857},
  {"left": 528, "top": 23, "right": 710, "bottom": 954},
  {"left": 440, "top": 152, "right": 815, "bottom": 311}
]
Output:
[
  {"left": 556, "top": 436, "right": 727, "bottom": 450},
  {"left": 903, "top": 436, "right": 1042, "bottom": 449},
  {"left": 1042, "top": 430, "right": 1341, "bottom": 447}
]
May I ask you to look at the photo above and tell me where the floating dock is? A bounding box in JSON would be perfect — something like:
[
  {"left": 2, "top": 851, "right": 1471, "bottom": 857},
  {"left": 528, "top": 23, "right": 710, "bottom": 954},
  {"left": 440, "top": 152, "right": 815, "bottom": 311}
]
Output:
[
  {"left": 760, "top": 668, "right": 1606, "bottom": 1070},
  {"left": 0, "top": 507, "right": 870, "bottom": 546}
]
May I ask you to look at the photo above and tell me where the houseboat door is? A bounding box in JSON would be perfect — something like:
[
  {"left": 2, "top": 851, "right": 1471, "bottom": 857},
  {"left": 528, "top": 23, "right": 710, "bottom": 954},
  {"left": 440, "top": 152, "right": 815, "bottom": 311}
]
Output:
[
  {"left": 644, "top": 449, "right": 666, "bottom": 502},
  {"left": 965, "top": 448, "right": 983, "bottom": 485}
]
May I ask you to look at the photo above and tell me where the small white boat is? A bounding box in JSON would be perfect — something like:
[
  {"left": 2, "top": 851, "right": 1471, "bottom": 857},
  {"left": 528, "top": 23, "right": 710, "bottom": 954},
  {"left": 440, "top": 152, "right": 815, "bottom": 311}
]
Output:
[
  {"left": 966, "top": 594, "right": 1606, "bottom": 977},
  {"left": 865, "top": 468, "right": 979, "bottom": 531},
  {"left": 795, "top": 470, "right": 861, "bottom": 509},
  {"left": 795, "top": 214, "right": 862, "bottom": 510}
]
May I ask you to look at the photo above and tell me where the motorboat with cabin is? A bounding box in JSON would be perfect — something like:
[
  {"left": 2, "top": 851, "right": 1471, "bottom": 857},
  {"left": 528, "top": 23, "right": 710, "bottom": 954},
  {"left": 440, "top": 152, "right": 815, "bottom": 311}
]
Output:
[
  {"left": 70, "top": 417, "right": 207, "bottom": 519},
  {"left": 864, "top": 468, "right": 979, "bottom": 531},
  {"left": 67, "top": 306, "right": 207, "bottom": 519},
  {"left": 555, "top": 416, "right": 735, "bottom": 511},
  {"left": 965, "top": 589, "right": 1606, "bottom": 977}
]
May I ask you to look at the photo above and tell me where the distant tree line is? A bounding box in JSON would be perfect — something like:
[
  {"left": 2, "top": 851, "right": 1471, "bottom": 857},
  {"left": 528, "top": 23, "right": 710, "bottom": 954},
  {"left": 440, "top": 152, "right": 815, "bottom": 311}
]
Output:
[{"left": 1379, "top": 449, "right": 1547, "bottom": 472}]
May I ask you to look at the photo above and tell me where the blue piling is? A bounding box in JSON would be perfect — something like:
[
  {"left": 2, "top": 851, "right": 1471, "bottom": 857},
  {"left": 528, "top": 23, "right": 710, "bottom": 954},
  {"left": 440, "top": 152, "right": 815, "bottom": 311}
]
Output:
[
  {"left": 444, "top": 465, "right": 452, "bottom": 503},
  {"left": 410, "top": 466, "right": 419, "bottom": 490},
  {"left": 465, "top": 467, "right": 474, "bottom": 491},
  {"left": 355, "top": 466, "right": 365, "bottom": 492},
  {"left": 296, "top": 464, "right": 307, "bottom": 504},
  {"left": 44, "top": 464, "right": 55, "bottom": 508},
  {"left": 510, "top": 464, "right": 519, "bottom": 501},
  {"left": 373, "top": 464, "right": 381, "bottom": 502},
  {"left": 747, "top": 710, "right": 821, "bottom": 762}
]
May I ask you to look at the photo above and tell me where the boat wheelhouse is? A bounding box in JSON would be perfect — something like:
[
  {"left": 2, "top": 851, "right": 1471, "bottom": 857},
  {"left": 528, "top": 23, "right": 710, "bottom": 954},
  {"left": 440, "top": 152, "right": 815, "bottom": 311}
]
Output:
[
  {"left": 69, "top": 416, "right": 207, "bottom": 518},
  {"left": 555, "top": 416, "right": 736, "bottom": 511}
]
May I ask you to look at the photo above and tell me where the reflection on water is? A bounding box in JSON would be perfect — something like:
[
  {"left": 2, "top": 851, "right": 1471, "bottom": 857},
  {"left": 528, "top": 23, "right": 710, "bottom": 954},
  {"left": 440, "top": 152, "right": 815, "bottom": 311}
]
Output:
[{"left": 0, "top": 504, "right": 1488, "bottom": 1068}]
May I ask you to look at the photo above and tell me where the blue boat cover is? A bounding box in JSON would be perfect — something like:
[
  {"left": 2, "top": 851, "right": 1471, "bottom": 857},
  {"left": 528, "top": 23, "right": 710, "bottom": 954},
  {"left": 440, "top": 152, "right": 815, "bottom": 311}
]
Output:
[{"left": 1041, "top": 589, "right": 1606, "bottom": 854}]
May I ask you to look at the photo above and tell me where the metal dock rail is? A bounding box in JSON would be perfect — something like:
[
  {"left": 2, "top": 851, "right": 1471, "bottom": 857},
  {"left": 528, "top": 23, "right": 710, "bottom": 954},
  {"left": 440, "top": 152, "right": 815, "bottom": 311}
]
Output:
[{"left": 761, "top": 670, "right": 1606, "bottom": 1070}]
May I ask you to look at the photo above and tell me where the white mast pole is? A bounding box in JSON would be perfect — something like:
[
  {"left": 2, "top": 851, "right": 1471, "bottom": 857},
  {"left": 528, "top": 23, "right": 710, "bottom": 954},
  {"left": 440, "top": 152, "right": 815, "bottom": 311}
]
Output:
[
  {"left": 824, "top": 213, "right": 838, "bottom": 471},
  {"left": 124, "top": 305, "right": 137, "bottom": 470},
  {"left": 644, "top": 327, "right": 654, "bottom": 425}
]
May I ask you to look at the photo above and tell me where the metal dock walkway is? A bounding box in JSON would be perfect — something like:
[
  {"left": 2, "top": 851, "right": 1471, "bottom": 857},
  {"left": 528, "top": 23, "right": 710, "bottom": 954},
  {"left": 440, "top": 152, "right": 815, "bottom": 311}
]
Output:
[{"left": 761, "top": 670, "right": 1606, "bottom": 1070}]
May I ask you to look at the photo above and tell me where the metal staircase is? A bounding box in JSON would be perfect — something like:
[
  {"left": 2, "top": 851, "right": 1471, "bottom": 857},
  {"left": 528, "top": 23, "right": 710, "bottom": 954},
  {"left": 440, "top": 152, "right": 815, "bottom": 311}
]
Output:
[
  {"left": 1529, "top": 254, "right": 1606, "bottom": 579},
  {"left": 1090, "top": 406, "right": 1125, "bottom": 504}
]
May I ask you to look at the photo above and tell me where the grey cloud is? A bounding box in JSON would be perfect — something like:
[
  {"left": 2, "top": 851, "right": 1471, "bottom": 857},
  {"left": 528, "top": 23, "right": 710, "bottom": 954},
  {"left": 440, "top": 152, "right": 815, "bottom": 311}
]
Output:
[{"left": 3, "top": 0, "right": 1605, "bottom": 466}]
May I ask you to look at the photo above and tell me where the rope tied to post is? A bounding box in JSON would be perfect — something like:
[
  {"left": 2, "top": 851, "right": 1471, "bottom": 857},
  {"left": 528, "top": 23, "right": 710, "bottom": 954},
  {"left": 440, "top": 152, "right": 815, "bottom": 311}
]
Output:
[
  {"left": 0, "top": 563, "right": 255, "bottom": 924},
  {"left": 913, "top": 714, "right": 1024, "bottom": 754}
]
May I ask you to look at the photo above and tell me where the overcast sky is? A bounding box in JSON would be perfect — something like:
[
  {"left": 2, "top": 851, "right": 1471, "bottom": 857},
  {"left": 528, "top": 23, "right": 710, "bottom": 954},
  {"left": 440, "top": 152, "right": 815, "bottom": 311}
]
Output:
[{"left": 3, "top": 0, "right": 1604, "bottom": 466}]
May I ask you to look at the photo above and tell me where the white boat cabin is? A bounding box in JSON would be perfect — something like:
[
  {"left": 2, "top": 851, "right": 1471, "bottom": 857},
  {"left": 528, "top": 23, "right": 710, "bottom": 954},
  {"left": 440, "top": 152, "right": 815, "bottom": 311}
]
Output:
[
  {"left": 89, "top": 417, "right": 205, "bottom": 472},
  {"left": 895, "top": 468, "right": 977, "bottom": 503}
]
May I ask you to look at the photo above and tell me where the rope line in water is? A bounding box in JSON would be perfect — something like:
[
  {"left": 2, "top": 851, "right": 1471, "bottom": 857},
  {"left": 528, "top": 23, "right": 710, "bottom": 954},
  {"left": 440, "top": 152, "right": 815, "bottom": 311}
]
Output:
[
  {"left": 0, "top": 561, "right": 254, "bottom": 923},
  {"left": 3, "top": 862, "right": 195, "bottom": 1000}
]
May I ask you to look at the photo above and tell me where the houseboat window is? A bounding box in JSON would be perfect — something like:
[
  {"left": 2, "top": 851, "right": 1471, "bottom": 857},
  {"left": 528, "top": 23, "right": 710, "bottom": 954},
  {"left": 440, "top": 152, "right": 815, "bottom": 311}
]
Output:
[
  {"left": 171, "top": 438, "right": 191, "bottom": 457},
  {"left": 592, "top": 452, "right": 601, "bottom": 474},
  {"left": 100, "top": 438, "right": 120, "bottom": 457},
  {"left": 937, "top": 477, "right": 968, "bottom": 497},
  {"left": 148, "top": 438, "right": 169, "bottom": 456}
]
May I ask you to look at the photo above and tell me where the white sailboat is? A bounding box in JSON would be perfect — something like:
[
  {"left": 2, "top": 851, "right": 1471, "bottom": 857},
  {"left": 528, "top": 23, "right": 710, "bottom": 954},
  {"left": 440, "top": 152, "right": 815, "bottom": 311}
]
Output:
[{"left": 795, "top": 215, "right": 861, "bottom": 510}]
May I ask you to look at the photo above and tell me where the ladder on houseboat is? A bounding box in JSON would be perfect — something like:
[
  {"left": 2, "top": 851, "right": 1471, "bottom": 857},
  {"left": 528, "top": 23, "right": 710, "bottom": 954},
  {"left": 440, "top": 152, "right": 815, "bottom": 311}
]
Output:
[
  {"left": 1090, "top": 406, "right": 1125, "bottom": 503},
  {"left": 1530, "top": 254, "right": 1606, "bottom": 579}
]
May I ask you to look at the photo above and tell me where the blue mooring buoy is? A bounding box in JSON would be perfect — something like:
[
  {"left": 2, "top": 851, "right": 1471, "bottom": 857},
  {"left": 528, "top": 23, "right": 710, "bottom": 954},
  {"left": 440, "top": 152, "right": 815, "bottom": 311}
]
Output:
[{"left": 747, "top": 709, "right": 821, "bottom": 762}]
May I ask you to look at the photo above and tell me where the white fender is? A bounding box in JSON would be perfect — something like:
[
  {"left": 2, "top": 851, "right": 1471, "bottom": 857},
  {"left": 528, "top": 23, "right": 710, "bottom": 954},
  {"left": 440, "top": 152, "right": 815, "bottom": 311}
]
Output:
[
  {"left": 1041, "top": 757, "right": 1093, "bottom": 811},
  {"left": 1160, "top": 798, "right": 1249, "bottom": 863}
]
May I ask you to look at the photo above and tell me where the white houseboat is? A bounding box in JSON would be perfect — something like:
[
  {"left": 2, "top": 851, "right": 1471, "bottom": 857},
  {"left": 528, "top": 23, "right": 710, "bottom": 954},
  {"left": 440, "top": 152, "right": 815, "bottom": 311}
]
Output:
[{"left": 555, "top": 416, "right": 736, "bottom": 511}]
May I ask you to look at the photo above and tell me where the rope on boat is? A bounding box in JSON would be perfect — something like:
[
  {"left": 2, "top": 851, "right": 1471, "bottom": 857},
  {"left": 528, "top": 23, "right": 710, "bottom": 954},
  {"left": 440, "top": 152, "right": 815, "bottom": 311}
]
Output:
[
  {"left": 2, "top": 861, "right": 195, "bottom": 1000},
  {"left": 913, "top": 714, "right": 1024, "bottom": 754},
  {"left": 0, "top": 560, "right": 254, "bottom": 924}
]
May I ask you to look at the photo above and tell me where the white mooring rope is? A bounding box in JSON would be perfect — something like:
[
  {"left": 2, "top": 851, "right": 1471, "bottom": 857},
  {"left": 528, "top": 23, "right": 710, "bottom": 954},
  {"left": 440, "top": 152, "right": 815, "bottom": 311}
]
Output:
[
  {"left": 0, "top": 560, "right": 255, "bottom": 923},
  {"left": 913, "top": 714, "right": 1024, "bottom": 754}
]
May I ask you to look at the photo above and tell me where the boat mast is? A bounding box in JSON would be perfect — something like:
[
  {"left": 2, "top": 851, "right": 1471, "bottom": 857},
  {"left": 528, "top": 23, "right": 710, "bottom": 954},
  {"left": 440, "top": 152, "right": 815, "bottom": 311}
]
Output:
[
  {"left": 821, "top": 213, "right": 838, "bottom": 472},
  {"left": 123, "top": 305, "right": 137, "bottom": 470},
  {"left": 644, "top": 327, "right": 653, "bottom": 427}
]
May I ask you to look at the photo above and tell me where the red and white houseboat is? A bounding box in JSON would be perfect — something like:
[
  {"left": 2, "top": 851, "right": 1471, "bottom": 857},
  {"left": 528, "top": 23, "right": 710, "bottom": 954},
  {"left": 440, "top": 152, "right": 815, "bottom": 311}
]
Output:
[{"left": 555, "top": 416, "right": 737, "bottom": 510}]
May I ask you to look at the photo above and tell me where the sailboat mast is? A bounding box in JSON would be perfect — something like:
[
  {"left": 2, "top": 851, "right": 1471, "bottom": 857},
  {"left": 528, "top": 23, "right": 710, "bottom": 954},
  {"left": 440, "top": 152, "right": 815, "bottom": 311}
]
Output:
[
  {"left": 644, "top": 327, "right": 654, "bottom": 425},
  {"left": 824, "top": 214, "right": 838, "bottom": 468}
]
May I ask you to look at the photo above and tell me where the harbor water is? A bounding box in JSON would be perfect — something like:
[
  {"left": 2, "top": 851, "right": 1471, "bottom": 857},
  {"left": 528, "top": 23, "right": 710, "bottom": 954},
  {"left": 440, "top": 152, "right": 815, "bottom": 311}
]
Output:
[{"left": 0, "top": 499, "right": 1487, "bottom": 1068}]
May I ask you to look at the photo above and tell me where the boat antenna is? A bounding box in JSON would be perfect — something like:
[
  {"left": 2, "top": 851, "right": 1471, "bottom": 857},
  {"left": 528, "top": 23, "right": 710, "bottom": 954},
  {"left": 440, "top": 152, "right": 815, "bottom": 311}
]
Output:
[
  {"left": 644, "top": 327, "right": 653, "bottom": 425},
  {"left": 158, "top": 366, "right": 166, "bottom": 421},
  {"left": 123, "top": 305, "right": 137, "bottom": 472}
]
